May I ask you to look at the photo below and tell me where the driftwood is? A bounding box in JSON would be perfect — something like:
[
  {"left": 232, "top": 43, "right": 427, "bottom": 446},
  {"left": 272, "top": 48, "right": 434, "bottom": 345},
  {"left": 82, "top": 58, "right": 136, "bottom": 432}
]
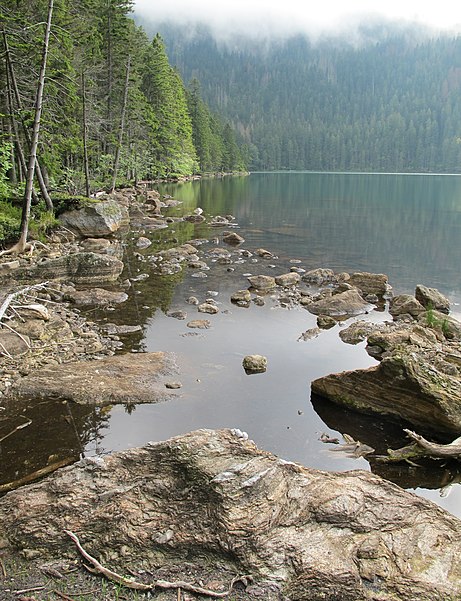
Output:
[
  {"left": 0, "top": 457, "right": 77, "bottom": 494},
  {"left": 382, "top": 429, "right": 461, "bottom": 463},
  {"left": 0, "top": 282, "right": 49, "bottom": 322},
  {"left": 65, "top": 530, "right": 248, "bottom": 598}
]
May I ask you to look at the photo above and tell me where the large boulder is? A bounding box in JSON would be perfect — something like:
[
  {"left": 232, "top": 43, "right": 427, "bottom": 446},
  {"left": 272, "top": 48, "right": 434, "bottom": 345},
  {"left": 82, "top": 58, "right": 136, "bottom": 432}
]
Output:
[
  {"left": 4, "top": 352, "right": 179, "bottom": 406},
  {"left": 0, "top": 429, "right": 459, "bottom": 600},
  {"left": 389, "top": 294, "right": 425, "bottom": 318},
  {"left": 306, "top": 289, "right": 371, "bottom": 318},
  {"left": 348, "top": 272, "right": 389, "bottom": 296},
  {"left": 415, "top": 284, "right": 450, "bottom": 314},
  {"left": 58, "top": 200, "right": 129, "bottom": 237},
  {"left": 312, "top": 341, "right": 461, "bottom": 438}
]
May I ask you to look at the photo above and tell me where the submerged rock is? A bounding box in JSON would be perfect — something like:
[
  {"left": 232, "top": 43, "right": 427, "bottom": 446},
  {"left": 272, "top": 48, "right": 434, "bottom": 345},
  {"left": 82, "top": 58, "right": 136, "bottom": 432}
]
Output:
[
  {"left": 222, "top": 232, "right": 245, "bottom": 245},
  {"left": 4, "top": 352, "right": 179, "bottom": 406},
  {"left": 0, "top": 429, "right": 459, "bottom": 600},
  {"left": 187, "top": 319, "right": 211, "bottom": 329}
]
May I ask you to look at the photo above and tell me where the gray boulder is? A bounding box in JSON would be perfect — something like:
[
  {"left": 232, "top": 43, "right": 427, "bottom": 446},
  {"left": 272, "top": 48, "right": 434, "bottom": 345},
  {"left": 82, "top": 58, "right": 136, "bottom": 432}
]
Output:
[
  {"left": 306, "top": 289, "right": 371, "bottom": 318},
  {"left": 415, "top": 285, "right": 450, "bottom": 314},
  {"left": 59, "top": 201, "right": 129, "bottom": 237},
  {"left": 0, "top": 429, "right": 459, "bottom": 600},
  {"left": 243, "top": 354, "right": 267, "bottom": 373},
  {"left": 63, "top": 287, "right": 128, "bottom": 307},
  {"left": 22, "top": 253, "right": 124, "bottom": 284},
  {"left": 389, "top": 294, "right": 425, "bottom": 318},
  {"left": 275, "top": 272, "right": 301, "bottom": 287},
  {"left": 312, "top": 340, "right": 461, "bottom": 438},
  {"left": 247, "top": 275, "right": 276, "bottom": 290},
  {"left": 348, "top": 272, "right": 389, "bottom": 296}
]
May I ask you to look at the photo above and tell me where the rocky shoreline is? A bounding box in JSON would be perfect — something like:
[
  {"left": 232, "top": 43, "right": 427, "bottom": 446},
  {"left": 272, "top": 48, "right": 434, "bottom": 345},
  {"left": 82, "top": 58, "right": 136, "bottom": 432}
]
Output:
[{"left": 1, "top": 187, "right": 461, "bottom": 599}]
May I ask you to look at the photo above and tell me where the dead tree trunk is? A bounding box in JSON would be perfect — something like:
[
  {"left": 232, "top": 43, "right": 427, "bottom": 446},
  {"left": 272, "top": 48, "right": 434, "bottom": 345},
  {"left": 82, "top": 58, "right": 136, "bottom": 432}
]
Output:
[
  {"left": 2, "top": 27, "right": 53, "bottom": 211},
  {"left": 82, "top": 71, "right": 91, "bottom": 197},
  {"left": 17, "top": 0, "right": 54, "bottom": 253},
  {"left": 110, "top": 55, "right": 130, "bottom": 194}
]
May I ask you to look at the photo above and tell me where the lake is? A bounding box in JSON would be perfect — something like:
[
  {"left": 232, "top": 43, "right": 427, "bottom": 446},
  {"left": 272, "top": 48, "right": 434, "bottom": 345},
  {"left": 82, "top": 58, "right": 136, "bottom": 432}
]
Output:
[
  {"left": 6, "top": 172, "right": 461, "bottom": 517},
  {"left": 92, "top": 171, "right": 461, "bottom": 517}
]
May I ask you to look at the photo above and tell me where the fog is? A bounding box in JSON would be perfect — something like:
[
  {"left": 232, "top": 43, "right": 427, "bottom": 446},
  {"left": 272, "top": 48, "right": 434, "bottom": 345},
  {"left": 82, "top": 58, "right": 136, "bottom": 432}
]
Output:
[{"left": 134, "top": 0, "right": 461, "bottom": 40}]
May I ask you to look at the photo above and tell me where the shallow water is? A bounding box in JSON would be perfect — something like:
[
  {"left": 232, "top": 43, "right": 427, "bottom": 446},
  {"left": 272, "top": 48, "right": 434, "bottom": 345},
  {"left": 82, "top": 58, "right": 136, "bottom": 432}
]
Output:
[
  {"left": 4, "top": 172, "right": 461, "bottom": 517},
  {"left": 96, "top": 172, "right": 461, "bottom": 518}
]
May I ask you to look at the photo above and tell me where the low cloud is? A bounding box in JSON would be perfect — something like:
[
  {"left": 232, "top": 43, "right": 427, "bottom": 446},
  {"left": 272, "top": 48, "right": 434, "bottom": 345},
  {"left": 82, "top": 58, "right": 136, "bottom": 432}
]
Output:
[{"left": 134, "top": 0, "right": 461, "bottom": 40}]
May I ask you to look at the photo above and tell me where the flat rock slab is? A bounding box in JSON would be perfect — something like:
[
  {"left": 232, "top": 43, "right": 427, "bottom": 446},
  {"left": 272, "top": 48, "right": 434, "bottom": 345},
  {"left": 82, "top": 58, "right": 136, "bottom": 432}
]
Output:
[
  {"left": 5, "top": 352, "right": 179, "bottom": 406},
  {"left": 0, "top": 429, "right": 460, "bottom": 600},
  {"left": 19, "top": 253, "right": 124, "bottom": 284}
]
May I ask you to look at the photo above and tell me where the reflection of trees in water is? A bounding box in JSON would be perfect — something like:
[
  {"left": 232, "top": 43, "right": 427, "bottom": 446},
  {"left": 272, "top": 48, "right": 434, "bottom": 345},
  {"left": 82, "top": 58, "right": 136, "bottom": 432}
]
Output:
[
  {"left": 0, "top": 399, "right": 110, "bottom": 492},
  {"left": 311, "top": 393, "right": 461, "bottom": 492},
  {"left": 158, "top": 174, "right": 461, "bottom": 296}
]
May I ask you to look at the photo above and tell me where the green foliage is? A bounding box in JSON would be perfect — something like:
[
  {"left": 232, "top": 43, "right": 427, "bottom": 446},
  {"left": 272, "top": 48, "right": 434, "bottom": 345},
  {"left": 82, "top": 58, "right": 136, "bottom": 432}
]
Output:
[
  {"left": 161, "top": 26, "right": 461, "bottom": 173},
  {"left": 0, "top": 1, "right": 246, "bottom": 203},
  {"left": 0, "top": 142, "right": 13, "bottom": 200},
  {"left": 0, "top": 200, "right": 58, "bottom": 246},
  {"left": 0, "top": 201, "right": 21, "bottom": 244}
]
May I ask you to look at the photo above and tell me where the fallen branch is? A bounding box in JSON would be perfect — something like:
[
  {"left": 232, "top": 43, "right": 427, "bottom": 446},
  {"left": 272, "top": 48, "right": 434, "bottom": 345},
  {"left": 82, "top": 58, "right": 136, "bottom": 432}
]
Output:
[
  {"left": 51, "top": 590, "right": 78, "bottom": 601},
  {"left": 380, "top": 430, "right": 461, "bottom": 463},
  {"left": 0, "top": 282, "right": 49, "bottom": 322},
  {"left": 403, "top": 429, "right": 461, "bottom": 458},
  {"left": 64, "top": 530, "right": 248, "bottom": 598},
  {"left": 0, "top": 418, "right": 32, "bottom": 444},
  {"left": 0, "top": 457, "right": 77, "bottom": 494}
]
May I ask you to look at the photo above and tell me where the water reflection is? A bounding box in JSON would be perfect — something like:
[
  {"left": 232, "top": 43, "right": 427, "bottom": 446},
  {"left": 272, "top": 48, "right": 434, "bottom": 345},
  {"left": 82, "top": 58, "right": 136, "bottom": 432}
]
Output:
[
  {"left": 2, "top": 172, "right": 461, "bottom": 519},
  {"left": 0, "top": 398, "right": 109, "bottom": 492},
  {"left": 159, "top": 172, "right": 461, "bottom": 306}
]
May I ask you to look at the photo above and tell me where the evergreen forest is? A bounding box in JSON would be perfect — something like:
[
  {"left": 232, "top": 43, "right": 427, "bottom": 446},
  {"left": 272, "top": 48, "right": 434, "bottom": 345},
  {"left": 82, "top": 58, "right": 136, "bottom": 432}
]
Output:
[
  {"left": 0, "top": 1, "right": 247, "bottom": 208},
  {"left": 153, "top": 24, "right": 461, "bottom": 173}
]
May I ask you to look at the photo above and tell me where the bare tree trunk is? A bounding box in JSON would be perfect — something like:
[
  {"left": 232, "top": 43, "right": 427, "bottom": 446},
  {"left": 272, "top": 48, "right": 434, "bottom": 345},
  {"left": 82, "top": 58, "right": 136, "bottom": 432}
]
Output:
[
  {"left": 17, "top": 0, "right": 54, "bottom": 252},
  {"left": 4, "top": 50, "right": 27, "bottom": 189},
  {"left": 110, "top": 55, "right": 130, "bottom": 193},
  {"left": 82, "top": 71, "right": 91, "bottom": 197},
  {"left": 2, "top": 27, "right": 53, "bottom": 211}
]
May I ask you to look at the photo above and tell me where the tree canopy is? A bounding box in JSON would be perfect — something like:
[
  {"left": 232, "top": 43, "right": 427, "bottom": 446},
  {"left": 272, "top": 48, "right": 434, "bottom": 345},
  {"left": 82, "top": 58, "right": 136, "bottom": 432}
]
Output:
[{"left": 0, "top": 1, "right": 247, "bottom": 205}]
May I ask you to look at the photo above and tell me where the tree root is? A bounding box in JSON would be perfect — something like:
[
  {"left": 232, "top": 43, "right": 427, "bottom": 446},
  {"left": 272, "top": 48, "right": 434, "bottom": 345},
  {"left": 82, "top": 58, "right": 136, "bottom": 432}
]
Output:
[{"left": 64, "top": 530, "right": 250, "bottom": 597}]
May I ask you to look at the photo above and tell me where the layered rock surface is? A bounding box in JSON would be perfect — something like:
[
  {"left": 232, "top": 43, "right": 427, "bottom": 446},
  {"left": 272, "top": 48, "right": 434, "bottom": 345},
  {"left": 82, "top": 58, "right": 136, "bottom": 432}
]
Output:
[{"left": 0, "top": 429, "right": 459, "bottom": 600}]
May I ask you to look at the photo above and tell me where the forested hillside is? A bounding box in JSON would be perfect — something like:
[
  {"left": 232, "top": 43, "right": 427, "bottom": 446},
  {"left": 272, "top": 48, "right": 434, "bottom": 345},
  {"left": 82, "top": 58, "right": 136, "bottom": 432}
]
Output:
[
  {"left": 152, "top": 24, "right": 461, "bottom": 173},
  {"left": 0, "top": 1, "right": 247, "bottom": 203}
]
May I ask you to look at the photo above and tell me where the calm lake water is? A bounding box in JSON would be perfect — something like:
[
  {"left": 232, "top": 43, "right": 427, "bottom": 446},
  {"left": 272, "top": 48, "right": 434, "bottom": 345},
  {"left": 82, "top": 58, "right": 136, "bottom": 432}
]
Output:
[
  {"left": 101, "top": 172, "right": 461, "bottom": 517},
  {"left": 5, "top": 172, "right": 461, "bottom": 517}
]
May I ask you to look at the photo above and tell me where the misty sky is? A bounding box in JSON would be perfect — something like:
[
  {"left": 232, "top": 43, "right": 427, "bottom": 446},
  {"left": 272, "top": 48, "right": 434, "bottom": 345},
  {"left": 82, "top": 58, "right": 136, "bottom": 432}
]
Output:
[{"left": 134, "top": 0, "right": 461, "bottom": 38}]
